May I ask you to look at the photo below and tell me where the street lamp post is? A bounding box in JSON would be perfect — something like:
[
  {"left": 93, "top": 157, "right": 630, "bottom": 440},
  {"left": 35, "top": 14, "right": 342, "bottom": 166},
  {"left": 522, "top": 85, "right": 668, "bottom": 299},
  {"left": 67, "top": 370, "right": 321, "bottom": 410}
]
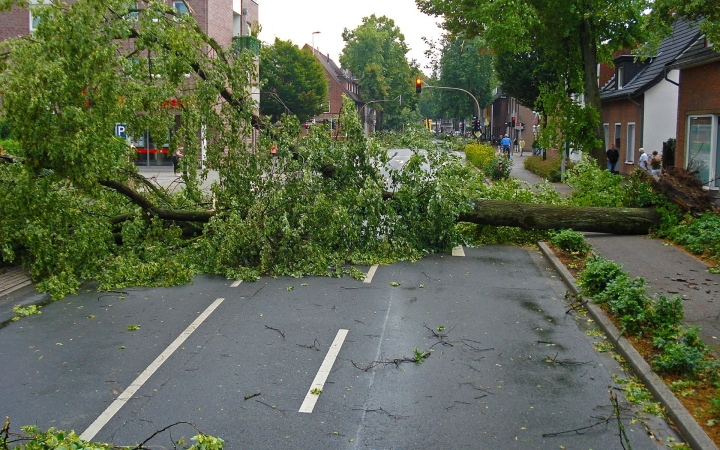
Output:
[
  {"left": 311, "top": 31, "right": 321, "bottom": 55},
  {"left": 420, "top": 81, "right": 482, "bottom": 138}
]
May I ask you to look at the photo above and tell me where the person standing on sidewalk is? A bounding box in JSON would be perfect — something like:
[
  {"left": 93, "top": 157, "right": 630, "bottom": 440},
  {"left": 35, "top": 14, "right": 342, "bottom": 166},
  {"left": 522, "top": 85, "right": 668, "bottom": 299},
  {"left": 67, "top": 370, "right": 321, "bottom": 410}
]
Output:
[
  {"left": 500, "top": 134, "right": 512, "bottom": 159},
  {"left": 638, "top": 148, "right": 650, "bottom": 173},
  {"left": 606, "top": 143, "right": 619, "bottom": 173},
  {"left": 519, "top": 138, "right": 526, "bottom": 156},
  {"left": 173, "top": 146, "right": 184, "bottom": 176},
  {"left": 650, "top": 151, "right": 662, "bottom": 176}
]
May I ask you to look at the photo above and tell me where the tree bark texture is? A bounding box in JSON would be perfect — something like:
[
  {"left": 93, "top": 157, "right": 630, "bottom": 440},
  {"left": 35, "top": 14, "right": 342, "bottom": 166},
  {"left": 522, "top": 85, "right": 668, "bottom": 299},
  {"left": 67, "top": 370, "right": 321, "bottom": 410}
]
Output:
[
  {"left": 579, "top": 18, "right": 605, "bottom": 164},
  {"left": 457, "top": 200, "right": 661, "bottom": 235}
]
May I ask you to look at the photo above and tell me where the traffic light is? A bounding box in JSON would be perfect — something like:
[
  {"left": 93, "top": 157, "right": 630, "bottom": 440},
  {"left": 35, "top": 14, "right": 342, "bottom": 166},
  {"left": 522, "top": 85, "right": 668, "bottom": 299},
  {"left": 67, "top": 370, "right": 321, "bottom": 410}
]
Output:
[
  {"left": 415, "top": 77, "right": 422, "bottom": 94},
  {"left": 511, "top": 116, "right": 516, "bottom": 127}
]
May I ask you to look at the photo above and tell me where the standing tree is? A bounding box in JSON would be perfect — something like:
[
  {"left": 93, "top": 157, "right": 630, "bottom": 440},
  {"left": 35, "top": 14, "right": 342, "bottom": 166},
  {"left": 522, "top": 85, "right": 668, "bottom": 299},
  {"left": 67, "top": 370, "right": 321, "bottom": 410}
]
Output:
[
  {"left": 340, "top": 15, "right": 417, "bottom": 130},
  {"left": 436, "top": 36, "right": 494, "bottom": 120},
  {"left": 416, "top": 0, "right": 646, "bottom": 160},
  {"left": 259, "top": 38, "right": 328, "bottom": 123}
]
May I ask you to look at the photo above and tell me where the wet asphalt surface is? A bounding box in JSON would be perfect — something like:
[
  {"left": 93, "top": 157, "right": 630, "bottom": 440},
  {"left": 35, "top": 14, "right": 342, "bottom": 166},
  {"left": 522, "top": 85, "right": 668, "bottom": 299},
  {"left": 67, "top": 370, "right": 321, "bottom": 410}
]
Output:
[{"left": 0, "top": 245, "right": 680, "bottom": 449}]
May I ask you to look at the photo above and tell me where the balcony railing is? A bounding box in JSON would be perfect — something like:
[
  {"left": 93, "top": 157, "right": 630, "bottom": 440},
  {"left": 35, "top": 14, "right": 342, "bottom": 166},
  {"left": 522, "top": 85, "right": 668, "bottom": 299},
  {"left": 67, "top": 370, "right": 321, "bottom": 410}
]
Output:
[{"left": 233, "top": 36, "right": 261, "bottom": 56}]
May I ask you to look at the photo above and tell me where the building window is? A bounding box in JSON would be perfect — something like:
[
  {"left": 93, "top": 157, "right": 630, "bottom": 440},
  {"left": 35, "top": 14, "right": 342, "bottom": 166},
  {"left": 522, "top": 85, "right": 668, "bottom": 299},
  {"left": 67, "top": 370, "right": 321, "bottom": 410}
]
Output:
[
  {"left": 603, "top": 123, "right": 610, "bottom": 150},
  {"left": 617, "top": 66, "right": 624, "bottom": 89},
  {"left": 626, "top": 123, "right": 636, "bottom": 163},
  {"left": 173, "top": 1, "right": 189, "bottom": 14},
  {"left": 686, "top": 115, "right": 719, "bottom": 189},
  {"left": 614, "top": 123, "right": 622, "bottom": 153},
  {"left": 29, "top": 0, "right": 45, "bottom": 32}
]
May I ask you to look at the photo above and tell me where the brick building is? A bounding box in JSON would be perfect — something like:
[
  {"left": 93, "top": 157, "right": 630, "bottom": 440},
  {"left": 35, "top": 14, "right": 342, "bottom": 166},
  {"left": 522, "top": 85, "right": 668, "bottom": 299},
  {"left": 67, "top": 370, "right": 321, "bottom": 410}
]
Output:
[
  {"left": 490, "top": 90, "right": 535, "bottom": 151},
  {"left": 667, "top": 31, "right": 720, "bottom": 199},
  {"left": 0, "top": 0, "right": 260, "bottom": 165},
  {"left": 305, "top": 45, "right": 370, "bottom": 135},
  {"left": 599, "top": 21, "right": 697, "bottom": 175}
]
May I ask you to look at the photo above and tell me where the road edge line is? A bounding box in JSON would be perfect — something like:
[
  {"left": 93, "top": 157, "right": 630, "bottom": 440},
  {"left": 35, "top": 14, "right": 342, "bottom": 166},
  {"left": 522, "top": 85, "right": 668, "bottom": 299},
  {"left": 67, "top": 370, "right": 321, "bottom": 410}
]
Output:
[
  {"left": 538, "top": 241, "right": 718, "bottom": 450},
  {"left": 79, "top": 297, "right": 226, "bottom": 442}
]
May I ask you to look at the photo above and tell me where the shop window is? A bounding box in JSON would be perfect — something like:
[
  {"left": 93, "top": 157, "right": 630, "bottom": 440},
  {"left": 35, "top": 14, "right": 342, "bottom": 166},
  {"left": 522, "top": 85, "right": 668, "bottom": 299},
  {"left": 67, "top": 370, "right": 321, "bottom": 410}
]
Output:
[{"left": 686, "top": 115, "right": 719, "bottom": 189}]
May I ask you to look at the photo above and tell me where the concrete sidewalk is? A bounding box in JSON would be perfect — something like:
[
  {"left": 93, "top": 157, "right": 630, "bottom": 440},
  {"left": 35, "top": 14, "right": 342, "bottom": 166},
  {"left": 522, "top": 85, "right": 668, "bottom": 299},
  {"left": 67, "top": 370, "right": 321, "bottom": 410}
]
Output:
[
  {"left": 511, "top": 156, "right": 720, "bottom": 355},
  {"left": 508, "top": 152, "right": 573, "bottom": 197},
  {"left": 137, "top": 166, "right": 219, "bottom": 191}
]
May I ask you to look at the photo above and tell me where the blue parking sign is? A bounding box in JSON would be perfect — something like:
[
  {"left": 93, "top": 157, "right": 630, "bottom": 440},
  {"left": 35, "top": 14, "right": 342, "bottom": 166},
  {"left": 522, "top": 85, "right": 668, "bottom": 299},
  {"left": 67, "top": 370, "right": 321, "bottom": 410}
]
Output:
[{"left": 115, "top": 123, "right": 127, "bottom": 138}]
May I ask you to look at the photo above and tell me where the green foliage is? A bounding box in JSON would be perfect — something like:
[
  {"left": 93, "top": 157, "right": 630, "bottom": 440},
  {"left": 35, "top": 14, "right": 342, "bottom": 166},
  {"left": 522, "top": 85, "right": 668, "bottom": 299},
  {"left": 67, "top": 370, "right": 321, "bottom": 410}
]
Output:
[
  {"left": 578, "top": 256, "right": 624, "bottom": 297},
  {"left": 483, "top": 155, "right": 513, "bottom": 181},
  {"left": 537, "top": 86, "right": 603, "bottom": 157},
  {"left": 340, "top": 15, "right": 417, "bottom": 127},
  {"left": 433, "top": 36, "right": 494, "bottom": 118},
  {"left": 599, "top": 275, "right": 649, "bottom": 334},
  {"left": 463, "top": 142, "right": 496, "bottom": 172},
  {"left": 663, "top": 212, "right": 720, "bottom": 261},
  {"left": 259, "top": 38, "right": 329, "bottom": 122},
  {"left": 564, "top": 155, "right": 663, "bottom": 208},
  {"left": 3, "top": 425, "right": 223, "bottom": 450},
  {"left": 11, "top": 304, "right": 41, "bottom": 321},
  {"left": 550, "top": 229, "right": 591, "bottom": 254},
  {"left": 652, "top": 328, "right": 708, "bottom": 376},
  {"left": 649, "top": 294, "right": 684, "bottom": 331},
  {"left": 523, "top": 155, "right": 573, "bottom": 182},
  {"left": 0, "top": 139, "right": 19, "bottom": 154}
]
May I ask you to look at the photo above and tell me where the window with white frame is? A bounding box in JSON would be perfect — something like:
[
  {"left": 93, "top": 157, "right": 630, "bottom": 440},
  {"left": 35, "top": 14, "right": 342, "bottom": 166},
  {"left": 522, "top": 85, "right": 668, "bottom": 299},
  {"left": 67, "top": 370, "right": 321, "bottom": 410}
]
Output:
[
  {"left": 686, "top": 115, "right": 720, "bottom": 189},
  {"left": 29, "top": 0, "right": 45, "bottom": 32},
  {"left": 614, "top": 123, "right": 622, "bottom": 153},
  {"left": 603, "top": 123, "right": 610, "bottom": 150},
  {"left": 626, "top": 123, "right": 636, "bottom": 163},
  {"left": 617, "top": 67, "right": 625, "bottom": 89},
  {"left": 173, "top": 1, "right": 189, "bottom": 14}
]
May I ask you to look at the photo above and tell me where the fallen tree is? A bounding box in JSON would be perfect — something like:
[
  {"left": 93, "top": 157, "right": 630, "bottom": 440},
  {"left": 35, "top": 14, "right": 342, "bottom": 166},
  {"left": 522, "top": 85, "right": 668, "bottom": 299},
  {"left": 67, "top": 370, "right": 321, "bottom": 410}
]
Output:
[{"left": 0, "top": 0, "right": 667, "bottom": 299}]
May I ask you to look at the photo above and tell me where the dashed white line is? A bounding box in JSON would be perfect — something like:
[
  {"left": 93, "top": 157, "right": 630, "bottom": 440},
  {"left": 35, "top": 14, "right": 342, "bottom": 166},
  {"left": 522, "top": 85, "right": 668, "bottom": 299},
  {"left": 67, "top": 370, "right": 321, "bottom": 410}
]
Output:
[
  {"left": 363, "top": 265, "right": 379, "bottom": 284},
  {"left": 79, "top": 297, "right": 226, "bottom": 441},
  {"left": 298, "top": 329, "right": 348, "bottom": 413},
  {"left": 452, "top": 245, "right": 465, "bottom": 257},
  {"left": 230, "top": 280, "right": 242, "bottom": 287}
]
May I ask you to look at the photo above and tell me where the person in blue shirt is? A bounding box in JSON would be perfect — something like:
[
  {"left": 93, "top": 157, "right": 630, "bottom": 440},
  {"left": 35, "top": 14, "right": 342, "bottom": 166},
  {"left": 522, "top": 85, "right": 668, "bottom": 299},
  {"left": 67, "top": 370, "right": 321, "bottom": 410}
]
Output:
[{"left": 500, "top": 134, "right": 512, "bottom": 159}]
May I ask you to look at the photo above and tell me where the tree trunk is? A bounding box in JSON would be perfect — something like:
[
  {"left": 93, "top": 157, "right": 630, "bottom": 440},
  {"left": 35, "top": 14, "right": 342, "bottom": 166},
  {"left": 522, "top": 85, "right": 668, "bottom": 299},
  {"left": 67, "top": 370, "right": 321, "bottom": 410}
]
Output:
[
  {"left": 579, "top": 18, "right": 605, "bottom": 164},
  {"left": 457, "top": 200, "right": 661, "bottom": 235}
]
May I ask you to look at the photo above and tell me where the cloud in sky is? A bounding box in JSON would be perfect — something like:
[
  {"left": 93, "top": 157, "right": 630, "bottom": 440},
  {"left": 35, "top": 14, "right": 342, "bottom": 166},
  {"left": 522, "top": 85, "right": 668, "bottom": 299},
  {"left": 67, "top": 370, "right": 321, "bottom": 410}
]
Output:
[{"left": 257, "top": 0, "right": 445, "bottom": 72}]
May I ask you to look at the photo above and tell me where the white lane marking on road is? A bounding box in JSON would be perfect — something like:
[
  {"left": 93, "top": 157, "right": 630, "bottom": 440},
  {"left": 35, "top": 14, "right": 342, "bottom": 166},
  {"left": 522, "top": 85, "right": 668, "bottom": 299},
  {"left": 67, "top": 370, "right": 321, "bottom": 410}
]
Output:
[
  {"left": 79, "top": 298, "right": 226, "bottom": 441},
  {"left": 230, "top": 280, "right": 242, "bottom": 287},
  {"left": 452, "top": 245, "right": 465, "bottom": 257},
  {"left": 363, "top": 265, "right": 379, "bottom": 284},
  {"left": 298, "top": 329, "right": 349, "bottom": 413}
]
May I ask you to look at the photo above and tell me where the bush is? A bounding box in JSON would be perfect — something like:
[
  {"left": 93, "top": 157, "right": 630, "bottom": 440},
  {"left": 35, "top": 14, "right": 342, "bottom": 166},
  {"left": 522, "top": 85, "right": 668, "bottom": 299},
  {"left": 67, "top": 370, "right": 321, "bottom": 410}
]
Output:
[
  {"left": 648, "top": 294, "right": 684, "bottom": 331},
  {"left": 484, "top": 155, "right": 513, "bottom": 181},
  {"left": 550, "top": 229, "right": 591, "bottom": 254},
  {"left": 652, "top": 327, "right": 708, "bottom": 375},
  {"left": 523, "top": 155, "right": 572, "bottom": 182},
  {"left": 0, "top": 139, "right": 20, "bottom": 155},
  {"left": 464, "top": 142, "right": 496, "bottom": 172},
  {"left": 578, "top": 256, "right": 624, "bottom": 297},
  {"left": 664, "top": 212, "right": 720, "bottom": 261},
  {"left": 602, "top": 276, "right": 649, "bottom": 334}
]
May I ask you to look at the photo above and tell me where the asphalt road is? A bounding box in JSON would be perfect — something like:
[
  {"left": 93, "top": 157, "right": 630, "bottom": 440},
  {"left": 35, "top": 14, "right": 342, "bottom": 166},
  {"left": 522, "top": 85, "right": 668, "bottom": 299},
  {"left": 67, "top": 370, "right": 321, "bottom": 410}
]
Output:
[{"left": 1, "top": 246, "right": 679, "bottom": 449}]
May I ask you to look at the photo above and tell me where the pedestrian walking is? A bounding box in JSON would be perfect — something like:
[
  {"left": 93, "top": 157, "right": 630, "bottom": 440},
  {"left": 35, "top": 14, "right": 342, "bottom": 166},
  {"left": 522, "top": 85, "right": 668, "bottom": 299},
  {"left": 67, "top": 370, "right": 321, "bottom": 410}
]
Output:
[
  {"left": 519, "top": 138, "right": 526, "bottom": 156},
  {"left": 638, "top": 148, "right": 650, "bottom": 173},
  {"left": 513, "top": 137, "right": 519, "bottom": 153},
  {"left": 172, "top": 146, "right": 184, "bottom": 176},
  {"left": 606, "top": 143, "right": 619, "bottom": 173},
  {"left": 500, "top": 134, "right": 512, "bottom": 160},
  {"left": 650, "top": 151, "right": 662, "bottom": 176}
]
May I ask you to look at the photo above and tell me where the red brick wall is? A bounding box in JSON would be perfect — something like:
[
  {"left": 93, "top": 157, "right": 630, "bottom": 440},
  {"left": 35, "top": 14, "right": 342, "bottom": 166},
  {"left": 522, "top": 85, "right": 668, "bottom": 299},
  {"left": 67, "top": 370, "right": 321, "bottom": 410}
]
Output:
[
  {"left": 0, "top": 7, "right": 30, "bottom": 41},
  {"left": 205, "top": 0, "right": 232, "bottom": 47},
  {"left": 242, "top": 0, "right": 258, "bottom": 32},
  {"left": 601, "top": 97, "right": 643, "bottom": 174},
  {"left": 675, "top": 60, "right": 720, "bottom": 168}
]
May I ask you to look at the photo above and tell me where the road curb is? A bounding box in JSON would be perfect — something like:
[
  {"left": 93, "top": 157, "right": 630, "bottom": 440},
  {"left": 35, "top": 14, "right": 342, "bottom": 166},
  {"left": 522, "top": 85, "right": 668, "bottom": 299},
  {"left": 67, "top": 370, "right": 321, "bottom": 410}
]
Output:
[{"left": 538, "top": 241, "right": 718, "bottom": 450}]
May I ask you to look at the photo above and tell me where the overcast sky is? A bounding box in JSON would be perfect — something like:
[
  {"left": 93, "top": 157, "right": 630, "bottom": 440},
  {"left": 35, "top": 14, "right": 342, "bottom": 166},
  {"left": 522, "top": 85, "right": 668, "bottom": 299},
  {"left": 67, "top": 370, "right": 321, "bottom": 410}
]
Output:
[{"left": 257, "top": 0, "right": 445, "bottom": 73}]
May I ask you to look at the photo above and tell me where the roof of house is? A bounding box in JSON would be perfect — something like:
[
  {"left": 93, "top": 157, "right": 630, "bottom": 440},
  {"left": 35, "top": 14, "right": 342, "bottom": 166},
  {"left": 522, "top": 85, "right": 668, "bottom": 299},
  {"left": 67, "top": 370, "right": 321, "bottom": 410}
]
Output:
[
  {"left": 601, "top": 20, "right": 700, "bottom": 101},
  {"left": 667, "top": 31, "right": 720, "bottom": 69},
  {"left": 304, "top": 44, "right": 364, "bottom": 104}
]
